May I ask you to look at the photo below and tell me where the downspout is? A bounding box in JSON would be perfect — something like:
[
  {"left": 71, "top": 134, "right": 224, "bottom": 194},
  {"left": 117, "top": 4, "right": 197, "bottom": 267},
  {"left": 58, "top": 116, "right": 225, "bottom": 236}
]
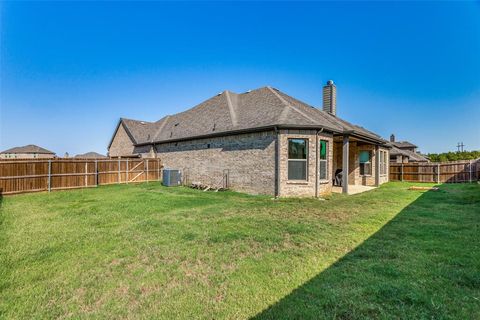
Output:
[
  {"left": 275, "top": 127, "right": 280, "bottom": 198},
  {"left": 315, "top": 128, "right": 324, "bottom": 198},
  {"left": 152, "top": 143, "right": 158, "bottom": 158}
]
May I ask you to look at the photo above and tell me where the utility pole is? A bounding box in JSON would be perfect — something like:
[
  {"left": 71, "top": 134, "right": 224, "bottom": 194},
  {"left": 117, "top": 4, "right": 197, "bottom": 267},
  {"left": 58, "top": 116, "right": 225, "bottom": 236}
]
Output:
[{"left": 457, "top": 142, "right": 465, "bottom": 153}]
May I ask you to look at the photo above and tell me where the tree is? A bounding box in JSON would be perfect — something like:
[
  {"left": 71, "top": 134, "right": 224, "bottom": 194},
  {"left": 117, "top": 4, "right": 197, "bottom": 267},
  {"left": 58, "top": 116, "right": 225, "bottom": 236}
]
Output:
[{"left": 427, "top": 150, "right": 480, "bottom": 162}]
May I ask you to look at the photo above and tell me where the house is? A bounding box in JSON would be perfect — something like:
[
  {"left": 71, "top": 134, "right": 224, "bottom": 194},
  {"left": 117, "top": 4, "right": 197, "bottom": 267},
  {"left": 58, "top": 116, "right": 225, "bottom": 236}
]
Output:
[
  {"left": 388, "top": 134, "right": 429, "bottom": 163},
  {"left": 74, "top": 152, "right": 108, "bottom": 158},
  {"left": 108, "top": 81, "right": 390, "bottom": 196},
  {"left": 0, "top": 144, "right": 56, "bottom": 159}
]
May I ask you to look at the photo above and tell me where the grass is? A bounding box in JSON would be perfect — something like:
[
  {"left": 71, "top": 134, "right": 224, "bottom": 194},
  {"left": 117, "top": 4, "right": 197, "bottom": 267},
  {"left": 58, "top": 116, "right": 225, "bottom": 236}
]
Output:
[{"left": 0, "top": 182, "right": 478, "bottom": 319}]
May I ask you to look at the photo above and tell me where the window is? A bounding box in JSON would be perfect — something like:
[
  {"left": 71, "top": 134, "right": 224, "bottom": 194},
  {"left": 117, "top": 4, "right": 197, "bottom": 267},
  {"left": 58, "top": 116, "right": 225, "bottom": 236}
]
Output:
[
  {"left": 288, "top": 138, "right": 308, "bottom": 180},
  {"left": 359, "top": 151, "right": 371, "bottom": 176},
  {"left": 319, "top": 140, "right": 328, "bottom": 180},
  {"left": 379, "top": 150, "right": 387, "bottom": 175}
]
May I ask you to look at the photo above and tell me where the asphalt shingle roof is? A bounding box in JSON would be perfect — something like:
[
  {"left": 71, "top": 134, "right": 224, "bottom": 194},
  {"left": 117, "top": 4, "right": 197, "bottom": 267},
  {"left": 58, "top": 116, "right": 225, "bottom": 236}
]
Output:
[
  {"left": 118, "top": 86, "right": 386, "bottom": 146},
  {"left": 391, "top": 141, "right": 418, "bottom": 149},
  {"left": 0, "top": 144, "right": 55, "bottom": 155},
  {"left": 390, "top": 146, "right": 429, "bottom": 162},
  {"left": 74, "top": 152, "right": 108, "bottom": 158}
]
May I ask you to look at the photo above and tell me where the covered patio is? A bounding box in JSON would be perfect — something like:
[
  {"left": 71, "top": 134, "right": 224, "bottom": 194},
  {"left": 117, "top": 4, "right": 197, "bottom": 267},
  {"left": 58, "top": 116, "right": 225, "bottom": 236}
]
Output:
[{"left": 332, "top": 133, "right": 389, "bottom": 194}]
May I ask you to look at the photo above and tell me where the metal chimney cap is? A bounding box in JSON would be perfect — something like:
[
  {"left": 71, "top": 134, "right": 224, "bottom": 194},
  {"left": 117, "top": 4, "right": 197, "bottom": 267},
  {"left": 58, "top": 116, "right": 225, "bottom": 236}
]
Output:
[{"left": 327, "top": 80, "right": 334, "bottom": 85}]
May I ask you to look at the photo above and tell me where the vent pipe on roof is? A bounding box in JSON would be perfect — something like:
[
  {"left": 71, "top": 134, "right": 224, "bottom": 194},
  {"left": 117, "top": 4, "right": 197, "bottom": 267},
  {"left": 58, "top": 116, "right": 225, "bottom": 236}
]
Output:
[{"left": 322, "top": 80, "right": 336, "bottom": 115}]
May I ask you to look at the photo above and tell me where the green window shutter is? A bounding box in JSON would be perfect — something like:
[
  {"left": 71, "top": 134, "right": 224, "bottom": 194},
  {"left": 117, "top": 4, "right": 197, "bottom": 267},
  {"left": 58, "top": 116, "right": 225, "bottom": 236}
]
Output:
[{"left": 320, "top": 140, "right": 327, "bottom": 160}]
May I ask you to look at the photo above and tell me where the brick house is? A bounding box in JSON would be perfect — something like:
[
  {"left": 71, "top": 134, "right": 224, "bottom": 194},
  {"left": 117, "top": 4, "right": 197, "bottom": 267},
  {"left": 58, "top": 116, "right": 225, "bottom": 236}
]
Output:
[
  {"left": 0, "top": 144, "right": 56, "bottom": 159},
  {"left": 108, "top": 81, "right": 390, "bottom": 196},
  {"left": 388, "top": 134, "right": 429, "bottom": 163}
]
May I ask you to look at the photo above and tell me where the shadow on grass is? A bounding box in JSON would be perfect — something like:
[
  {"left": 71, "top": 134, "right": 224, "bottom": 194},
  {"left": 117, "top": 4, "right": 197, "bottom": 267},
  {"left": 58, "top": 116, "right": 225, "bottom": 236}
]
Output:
[{"left": 252, "top": 184, "right": 480, "bottom": 319}]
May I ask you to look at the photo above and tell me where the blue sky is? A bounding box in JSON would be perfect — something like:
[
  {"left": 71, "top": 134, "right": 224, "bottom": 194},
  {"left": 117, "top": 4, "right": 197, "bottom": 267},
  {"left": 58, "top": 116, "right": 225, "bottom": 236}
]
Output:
[{"left": 1, "top": 1, "right": 479, "bottom": 155}]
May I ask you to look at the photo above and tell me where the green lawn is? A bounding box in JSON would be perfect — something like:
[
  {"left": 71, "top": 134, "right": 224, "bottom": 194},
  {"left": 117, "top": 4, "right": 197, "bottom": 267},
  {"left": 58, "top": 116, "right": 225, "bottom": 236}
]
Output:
[{"left": 0, "top": 182, "right": 478, "bottom": 319}]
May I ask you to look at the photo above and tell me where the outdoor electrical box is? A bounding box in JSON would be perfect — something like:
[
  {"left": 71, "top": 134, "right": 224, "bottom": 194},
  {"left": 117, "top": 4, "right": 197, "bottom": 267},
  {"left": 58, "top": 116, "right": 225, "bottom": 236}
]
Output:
[{"left": 162, "top": 169, "right": 182, "bottom": 187}]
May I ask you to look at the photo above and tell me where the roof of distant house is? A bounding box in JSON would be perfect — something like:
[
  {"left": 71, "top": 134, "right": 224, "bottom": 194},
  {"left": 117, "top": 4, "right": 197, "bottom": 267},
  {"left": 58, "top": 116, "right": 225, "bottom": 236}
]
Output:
[
  {"left": 390, "top": 146, "right": 429, "bottom": 162},
  {"left": 391, "top": 141, "right": 418, "bottom": 149},
  {"left": 0, "top": 144, "right": 55, "bottom": 155},
  {"left": 109, "top": 86, "right": 389, "bottom": 148},
  {"left": 74, "top": 152, "right": 108, "bottom": 158}
]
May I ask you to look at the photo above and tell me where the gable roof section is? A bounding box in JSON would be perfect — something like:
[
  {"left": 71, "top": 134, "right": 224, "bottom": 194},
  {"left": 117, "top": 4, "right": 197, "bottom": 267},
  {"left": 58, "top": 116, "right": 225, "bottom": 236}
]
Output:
[
  {"left": 392, "top": 141, "right": 418, "bottom": 149},
  {"left": 0, "top": 144, "right": 55, "bottom": 155},
  {"left": 117, "top": 86, "right": 387, "bottom": 146}
]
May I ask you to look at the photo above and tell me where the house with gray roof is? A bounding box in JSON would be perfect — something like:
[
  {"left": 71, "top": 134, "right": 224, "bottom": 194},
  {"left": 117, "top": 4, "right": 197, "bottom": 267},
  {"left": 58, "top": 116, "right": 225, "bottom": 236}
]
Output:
[
  {"left": 108, "top": 81, "right": 391, "bottom": 196},
  {"left": 388, "top": 134, "right": 429, "bottom": 163},
  {"left": 0, "top": 144, "right": 56, "bottom": 159}
]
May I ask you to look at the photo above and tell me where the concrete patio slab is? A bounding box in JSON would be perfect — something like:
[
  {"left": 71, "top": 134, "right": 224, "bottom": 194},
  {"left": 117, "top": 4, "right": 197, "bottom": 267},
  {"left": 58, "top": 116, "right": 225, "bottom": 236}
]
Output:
[{"left": 332, "top": 185, "right": 376, "bottom": 195}]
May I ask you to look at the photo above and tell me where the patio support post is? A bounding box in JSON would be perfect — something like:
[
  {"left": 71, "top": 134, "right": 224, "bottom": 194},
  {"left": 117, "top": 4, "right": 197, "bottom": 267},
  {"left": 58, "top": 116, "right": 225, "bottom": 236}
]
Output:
[
  {"left": 342, "top": 135, "right": 349, "bottom": 194},
  {"left": 375, "top": 145, "right": 380, "bottom": 187}
]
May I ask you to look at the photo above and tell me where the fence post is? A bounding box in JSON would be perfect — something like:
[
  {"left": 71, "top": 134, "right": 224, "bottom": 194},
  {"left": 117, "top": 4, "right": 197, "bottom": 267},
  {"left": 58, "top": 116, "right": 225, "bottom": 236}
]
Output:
[
  {"left": 400, "top": 163, "right": 403, "bottom": 181},
  {"left": 469, "top": 160, "right": 472, "bottom": 183},
  {"left": 118, "top": 159, "right": 121, "bottom": 183},
  {"left": 47, "top": 160, "right": 52, "bottom": 192},
  {"left": 157, "top": 159, "right": 160, "bottom": 181},
  {"left": 146, "top": 159, "right": 149, "bottom": 183},
  {"left": 437, "top": 164, "right": 440, "bottom": 183},
  {"left": 126, "top": 159, "right": 129, "bottom": 184},
  {"left": 95, "top": 159, "right": 98, "bottom": 187},
  {"left": 85, "top": 162, "right": 88, "bottom": 187}
]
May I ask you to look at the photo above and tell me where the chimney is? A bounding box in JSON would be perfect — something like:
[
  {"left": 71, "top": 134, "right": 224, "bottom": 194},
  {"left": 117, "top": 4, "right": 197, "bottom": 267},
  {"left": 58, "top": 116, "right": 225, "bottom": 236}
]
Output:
[
  {"left": 322, "top": 80, "right": 336, "bottom": 115},
  {"left": 390, "top": 134, "right": 395, "bottom": 142}
]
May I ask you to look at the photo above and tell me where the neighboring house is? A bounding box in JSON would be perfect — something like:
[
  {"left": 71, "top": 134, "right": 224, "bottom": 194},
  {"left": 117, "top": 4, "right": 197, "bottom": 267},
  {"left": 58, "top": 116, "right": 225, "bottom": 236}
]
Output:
[
  {"left": 74, "top": 152, "right": 108, "bottom": 158},
  {"left": 108, "top": 81, "right": 391, "bottom": 196},
  {"left": 0, "top": 144, "right": 56, "bottom": 159},
  {"left": 388, "top": 134, "right": 429, "bottom": 163}
]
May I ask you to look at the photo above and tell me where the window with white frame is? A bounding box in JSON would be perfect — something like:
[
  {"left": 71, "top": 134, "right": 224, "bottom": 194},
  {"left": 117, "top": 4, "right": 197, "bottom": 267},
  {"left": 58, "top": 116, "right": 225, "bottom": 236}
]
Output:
[
  {"left": 359, "top": 150, "right": 372, "bottom": 176},
  {"left": 288, "top": 138, "right": 308, "bottom": 180},
  {"left": 319, "top": 140, "right": 328, "bottom": 180},
  {"left": 380, "top": 150, "right": 387, "bottom": 175}
]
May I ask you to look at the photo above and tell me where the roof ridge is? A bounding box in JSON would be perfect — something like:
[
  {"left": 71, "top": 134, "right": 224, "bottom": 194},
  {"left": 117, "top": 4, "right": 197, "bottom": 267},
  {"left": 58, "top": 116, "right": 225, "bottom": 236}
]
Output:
[
  {"left": 224, "top": 91, "right": 238, "bottom": 127},
  {"left": 275, "top": 90, "right": 344, "bottom": 130},
  {"left": 121, "top": 117, "right": 152, "bottom": 123},
  {"left": 152, "top": 115, "right": 171, "bottom": 142},
  {"left": 266, "top": 87, "right": 318, "bottom": 124}
]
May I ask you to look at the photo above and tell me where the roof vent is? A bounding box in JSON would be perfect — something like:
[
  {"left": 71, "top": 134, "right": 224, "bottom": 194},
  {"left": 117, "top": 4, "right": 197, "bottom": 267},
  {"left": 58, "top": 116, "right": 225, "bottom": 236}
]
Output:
[
  {"left": 245, "top": 90, "right": 252, "bottom": 93},
  {"left": 217, "top": 92, "right": 223, "bottom": 96},
  {"left": 140, "top": 121, "right": 146, "bottom": 125}
]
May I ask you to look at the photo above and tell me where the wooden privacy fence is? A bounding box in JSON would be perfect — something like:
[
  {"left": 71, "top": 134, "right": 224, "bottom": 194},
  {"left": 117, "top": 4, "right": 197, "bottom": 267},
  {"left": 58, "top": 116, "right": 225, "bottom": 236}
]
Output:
[
  {"left": 0, "top": 158, "right": 162, "bottom": 195},
  {"left": 390, "top": 160, "right": 480, "bottom": 183}
]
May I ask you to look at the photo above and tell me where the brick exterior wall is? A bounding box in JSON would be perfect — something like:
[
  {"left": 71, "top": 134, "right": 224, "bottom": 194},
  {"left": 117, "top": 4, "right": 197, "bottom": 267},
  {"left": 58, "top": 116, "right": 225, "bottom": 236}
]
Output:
[
  {"left": 109, "top": 124, "right": 136, "bottom": 157},
  {"left": 155, "top": 131, "right": 277, "bottom": 195},
  {"left": 278, "top": 129, "right": 334, "bottom": 197}
]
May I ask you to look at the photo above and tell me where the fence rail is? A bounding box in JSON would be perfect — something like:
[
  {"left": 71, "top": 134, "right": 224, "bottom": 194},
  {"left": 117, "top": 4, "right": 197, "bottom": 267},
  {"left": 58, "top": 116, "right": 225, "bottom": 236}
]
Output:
[
  {"left": 0, "top": 158, "right": 162, "bottom": 195},
  {"left": 389, "top": 159, "right": 480, "bottom": 183}
]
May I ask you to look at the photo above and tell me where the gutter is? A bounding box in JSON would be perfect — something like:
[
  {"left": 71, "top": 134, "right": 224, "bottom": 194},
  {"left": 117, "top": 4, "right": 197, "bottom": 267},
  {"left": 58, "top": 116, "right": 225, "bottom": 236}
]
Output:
[{"left": 135, "top": 124, "right": 341, "bottom": 147}]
